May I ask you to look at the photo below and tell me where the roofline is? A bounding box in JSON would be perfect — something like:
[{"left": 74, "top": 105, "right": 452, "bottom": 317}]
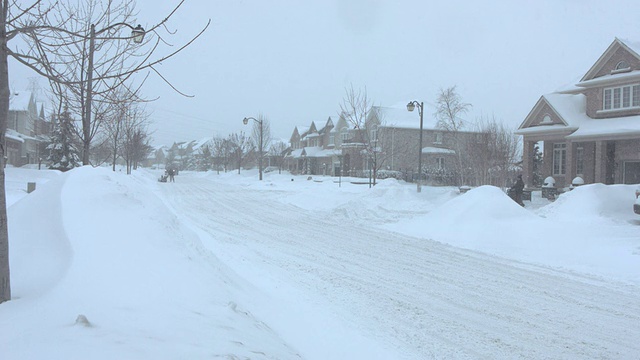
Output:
[{"left": 580, "top": 38, "right": 640, "bottom": 82}]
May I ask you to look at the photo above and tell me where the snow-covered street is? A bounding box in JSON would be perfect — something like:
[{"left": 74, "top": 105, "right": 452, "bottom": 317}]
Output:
[
  {"left": 1, "top": 167, "right": 639, "bottom": 359},
  {"left": 160, "top": 171, "right": 640, "bottom": 359}
]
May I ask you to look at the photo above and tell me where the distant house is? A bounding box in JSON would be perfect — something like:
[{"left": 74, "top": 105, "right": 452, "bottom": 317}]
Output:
[
  {"left": 5, "top": 91, "right": 49, "bottom": 166},
  {"left": 286, "top": 117, "right": 341, "bottom": 175},
  {"left": 517, "top": 38, "right": 640, "bottom": 187},
  {"left": 285, "top": 104, "right": 484, "bottom": 185}
]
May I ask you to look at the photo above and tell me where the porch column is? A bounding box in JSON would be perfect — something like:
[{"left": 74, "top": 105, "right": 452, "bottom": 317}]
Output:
[
  {"left": 594, "top": 141, "right": 604, "bottom": 183},
  {"left": 566, "top": 141, "right": 574, "bottom": 185},
  {"left": 522, "top": 140, "right": 534, "bottom": 187}
]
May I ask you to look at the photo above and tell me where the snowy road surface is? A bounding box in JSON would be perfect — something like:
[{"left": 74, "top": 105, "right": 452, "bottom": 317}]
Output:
[{"left": 159, "top": 174, "right": 640, "bottom": 359}]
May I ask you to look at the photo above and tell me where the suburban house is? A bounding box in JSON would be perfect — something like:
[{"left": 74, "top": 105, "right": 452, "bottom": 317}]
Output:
[
  {"left": 517, "top": 38, "right": 640, "bottom": 188},
  {"left": 285, "top": 104, "right": 485, "bottom": 185},
  {"left": 5, "top": 91, "right": 50, "bottom": 167}
]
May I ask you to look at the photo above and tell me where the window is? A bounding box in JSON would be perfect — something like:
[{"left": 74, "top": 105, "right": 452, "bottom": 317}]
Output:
[
  {"left": 541, "top": 114, "right": 553, "bottom": 124},
  {"left": 370, "top": 128, "right": 378, "bottom": 142},
  {"left": 603, "top": 84, "right": 640, "bottom": 110},
  {"left": 329, "top": 134, "right": 335, "bottom": 145},
  {"left": 340, "top": 127, "right": 350, "bottom": 141},
  {"left": 616, "top": 60, "right": 630, "bottom": 70},
  {"left": 436, "top": 157, "right": 444, "bottom": 170},
  {"left": 553, "top": 143, "right": 566, "bottom": 176},
  {"left": 434, "top": 132, "right": 443, "bottom": 144},
  {"left": 576, "top": 146, "right": 584, "bottom": 175}
]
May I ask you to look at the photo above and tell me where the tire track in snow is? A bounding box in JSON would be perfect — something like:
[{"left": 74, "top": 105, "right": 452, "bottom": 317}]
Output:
[{"left": 160, "top": 175, "right": 640, "bottom": 359}]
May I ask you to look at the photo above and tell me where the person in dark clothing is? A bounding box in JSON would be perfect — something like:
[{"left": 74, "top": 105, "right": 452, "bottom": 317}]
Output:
[
  {"left": 512, "top": 174, "right": 525, "bottom": 206},
  {"left": 168, "top": 168, "right": 175, "bottom": 182}
]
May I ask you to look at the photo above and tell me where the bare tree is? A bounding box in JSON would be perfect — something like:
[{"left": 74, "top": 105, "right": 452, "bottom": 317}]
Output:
[
  {"left": 211, "top": 136, "right": 228, "bottom": 174},
  {"left": 196, "top": 144, "right": 213, "bottom": 171},
  {"left": 339, "top": 84, "right": 384, "bottom": 185},
  {"left": 228, "top": 132, "right": 253, "bottom": 174},
  {"left": 0, "top": 0, "right": 209, "bottom": 303},
  {"left": 268, "top": 140, "right": 288, "bottom": 174},
  {"left": 435, "top": 86, "right": 471, "bottom": 185},
  {"left": 11, "top": 0, "right": 210, "bottom": 165},
  {"left": 468, "top": 116, "right": 521, "bottom": 187},
  {"left": 120, "top": 102, "right": 150, "bottom": 174},
  {"left": 250, "top": 114, "right": 272, "bottom": 176}
]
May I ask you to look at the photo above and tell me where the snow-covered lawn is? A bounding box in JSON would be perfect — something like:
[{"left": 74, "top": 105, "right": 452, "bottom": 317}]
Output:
[{"left": 1, "top": 166, "right": 639, "bottom": 359}]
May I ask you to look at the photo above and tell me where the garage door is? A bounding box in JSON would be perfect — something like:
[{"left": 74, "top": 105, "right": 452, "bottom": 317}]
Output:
[{"left": 623, "top": 161, "right": 640, "bottom": 184}]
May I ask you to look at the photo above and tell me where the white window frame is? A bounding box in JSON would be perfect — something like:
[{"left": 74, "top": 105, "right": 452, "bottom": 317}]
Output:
[
  {"left": 575, "top": 146, "right": 584, "bottom": 175},
  {"left": 329, "top": 134, "right": 335, "bottom": 145},
  {"left": 434, "top": 132, "right": 443, "bottom": 144},
  {"left": 603, "top": 84, "right": 640, "bottom": 110},
  {"left": 436, "top": 157, "right": 444, "bottom": 170},
  {"left": 340, "top": 127, "right": 350, "bottom": 141},
  {"left": 553, "top": 143, "right": 566, "bottom": 176}
]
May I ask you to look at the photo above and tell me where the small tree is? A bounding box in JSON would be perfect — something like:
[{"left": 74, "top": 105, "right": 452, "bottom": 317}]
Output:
[
  {"left": 47, "top": 109, "right": 81, "bottom": 171},
  {"left": 532, "top": 142, "right": 543, "bottom": 187}
]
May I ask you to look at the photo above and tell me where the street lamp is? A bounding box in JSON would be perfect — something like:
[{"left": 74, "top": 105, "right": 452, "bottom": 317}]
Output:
[
  {"left": 407, "top": 101, "right": 424, "bottom": 193},
  {"left": 243, "top": 116, "right": 264, "bottom": 180},
  {"left": 83, "top": 22, "right": 145, "bottom": 164}
]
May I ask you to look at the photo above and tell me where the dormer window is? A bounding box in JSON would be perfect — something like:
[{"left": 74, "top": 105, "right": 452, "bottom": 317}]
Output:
[{"left": 603, "top": 84, "right": 640, "bottom": 110}]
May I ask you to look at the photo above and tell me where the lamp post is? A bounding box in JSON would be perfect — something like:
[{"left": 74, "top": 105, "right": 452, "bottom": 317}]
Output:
[
  {"left": 243, "top": 116, "right": 263, "bottom": 180},
  {"left": 83, "top": 23, "right": 145, "bottom": 164},
  {"left": 407, "top": 101, "right": 424, "bottom": 193}
]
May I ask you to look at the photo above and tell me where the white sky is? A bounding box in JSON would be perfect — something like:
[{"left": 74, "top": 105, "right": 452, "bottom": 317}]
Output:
[{"left": 8, "top": 0, "right": 640, "bottom": 146}]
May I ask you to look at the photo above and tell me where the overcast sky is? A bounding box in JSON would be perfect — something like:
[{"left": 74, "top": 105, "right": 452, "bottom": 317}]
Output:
[{"left": 8, "top": 0, "right": 640, "bottom": 146}]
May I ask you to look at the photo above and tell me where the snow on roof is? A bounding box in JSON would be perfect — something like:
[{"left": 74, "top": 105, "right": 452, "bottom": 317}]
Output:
[
  {"left": 618, "top": 38, "right": 640, "bottom": 58},
  {"left": 575, "top": 70, "right": 640, "bottom": 88},
  {"left": 422, "top": 147, "right": 455, "bottom": 155},
  {"left": 192, "top": 137, "right": 213, "bottom": 150},
  {"left": 9, "top": 91, "right": 32, "bottom": 112},
  {"left": 518, "top": 91, "right": 640, "bottom": 139},
  {"left": 566, "top": 115, "right": 640, "bottom": 140},
  {"left": 515, "top": 124, "right": 574, "bottom": 136},
  {"left": 287, "top": 146, "right": 340, "bottom": 159},
  {"left": 5, "top": 129, "right": 25, "bottom": 143},
  {"left": 373, "top": 104, "right": 439, "bottom": 129},
  {"left": 543, "top": 93, "right": 592, "bottom": 127}
]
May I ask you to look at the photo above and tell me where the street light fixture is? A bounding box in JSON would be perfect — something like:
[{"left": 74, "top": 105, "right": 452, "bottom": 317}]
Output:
[
  {"left": 407, "top": 101, "right": 424, "bottom": 193},
  {"left": 242, "top": 116, "right": 264, "bottom": 180},
  {"left": 83, "top": 22, "right": 145, "bottom": 164}
]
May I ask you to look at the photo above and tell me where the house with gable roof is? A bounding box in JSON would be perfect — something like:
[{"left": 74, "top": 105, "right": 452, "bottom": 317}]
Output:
[
  {"left": 517, "top": 38, "right": 640, "bottom": 188},
  {"left": 5, "top": 90, "right": 50, "bottom": 166},
  {"left": 285, "top": 104, "right": 484, "bottom": 184},
  {"left": 286, "top": 117, "right": 342, "bottom": 175}
]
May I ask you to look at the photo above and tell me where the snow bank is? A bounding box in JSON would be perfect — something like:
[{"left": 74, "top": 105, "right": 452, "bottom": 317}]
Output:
[
  {"left": 1, "top": 166, "right": 301, "bottom": 360},
  {"left": 536, "top": 183, "right": 638, "bottom": 223}
]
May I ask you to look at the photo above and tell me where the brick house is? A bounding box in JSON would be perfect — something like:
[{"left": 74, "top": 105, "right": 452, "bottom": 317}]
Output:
[
  {"left": 285, "top": 104, "right": 484, "bottom": 185},
  {"left": 517, "top": 38, "right": 640, "bottom": 188},
  {"left": 287, "top": 117, "right": 341, "bottom": 175}
]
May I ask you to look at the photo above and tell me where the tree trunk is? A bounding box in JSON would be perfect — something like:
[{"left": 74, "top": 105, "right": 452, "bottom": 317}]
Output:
[{"left": 0, "top": 0, "right": 12, "bottom": 303}]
